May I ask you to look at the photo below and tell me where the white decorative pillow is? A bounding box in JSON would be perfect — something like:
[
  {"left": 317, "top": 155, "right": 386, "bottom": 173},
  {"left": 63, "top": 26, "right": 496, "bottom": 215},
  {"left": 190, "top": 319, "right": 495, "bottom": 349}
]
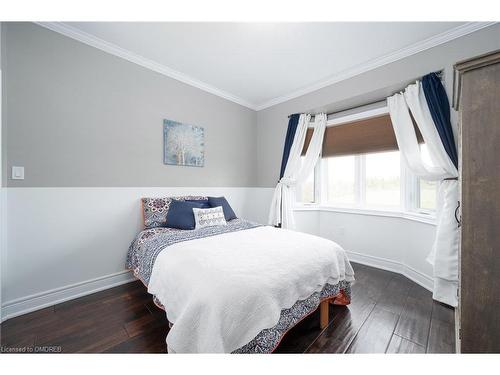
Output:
[{"left": 193, "top": 206, "right": 228, "bottom": 229}]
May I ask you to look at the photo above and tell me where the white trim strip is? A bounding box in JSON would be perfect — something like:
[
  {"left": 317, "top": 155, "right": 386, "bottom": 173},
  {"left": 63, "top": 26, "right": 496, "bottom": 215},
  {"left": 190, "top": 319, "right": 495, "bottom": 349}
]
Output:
[
  {"left": 255, "top": 22, "right": 498, "bottom": 110},
  {"left": 347, "top": 250, "right": 434, "bottom": 292},
  {"left": 327, "top": 106, "right": 389, "bottom": 126},
  {"left": 35, "top": 22, "right": 257, "bottom": 110},
  {"left": 1, "top": 270, "right": 136, "bottom": 322},
  {"left": 294, "top": 205, "right": 437, "bottom": 225}
]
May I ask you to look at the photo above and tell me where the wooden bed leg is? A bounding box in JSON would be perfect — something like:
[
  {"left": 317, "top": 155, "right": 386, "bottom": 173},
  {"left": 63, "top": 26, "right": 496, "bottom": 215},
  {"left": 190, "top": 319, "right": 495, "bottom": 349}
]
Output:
[{"left": 320, "top": 300, "right": 329, "bottom": 329}]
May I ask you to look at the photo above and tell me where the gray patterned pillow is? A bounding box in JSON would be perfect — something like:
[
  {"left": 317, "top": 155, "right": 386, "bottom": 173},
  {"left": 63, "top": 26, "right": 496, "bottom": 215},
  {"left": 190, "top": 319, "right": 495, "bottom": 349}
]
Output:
[
  {"left": 193, "top": 206, "right": 228, "bottom": 229},
  {"left": 141, "top": 196, "right": 208, "bottom": 228}
]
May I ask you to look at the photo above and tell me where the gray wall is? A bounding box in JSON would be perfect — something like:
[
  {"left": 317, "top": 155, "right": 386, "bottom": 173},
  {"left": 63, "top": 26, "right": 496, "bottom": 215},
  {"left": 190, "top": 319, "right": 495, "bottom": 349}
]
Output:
[
  {"left": 256, "top": 24, "right": 500, "bottom": 187},
  {"left": 2, "top": 23, "right": 257, "bottom": 187}
]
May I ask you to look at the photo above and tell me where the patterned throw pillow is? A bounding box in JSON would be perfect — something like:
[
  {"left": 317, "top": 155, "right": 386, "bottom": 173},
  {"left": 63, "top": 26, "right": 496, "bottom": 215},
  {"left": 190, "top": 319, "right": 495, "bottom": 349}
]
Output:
[
  {"left": 193, "top": 206, "right": 228, "bottom": 229},
  {"left": 141, "top": 196, "right": 208, "bottom": 228}
]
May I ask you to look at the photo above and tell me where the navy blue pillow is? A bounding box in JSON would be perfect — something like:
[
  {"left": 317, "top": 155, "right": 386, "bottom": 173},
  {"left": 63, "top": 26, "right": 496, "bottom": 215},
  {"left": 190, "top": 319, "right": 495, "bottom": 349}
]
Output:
[
  {"left": 166, "top": 200, "right": 207, "bottom": 230},
  {"left": 185, "top": 199, "right": 210, "bottom": 208},
  {"left": 208, "top": 196, "right": 237, "bottom": 221}
]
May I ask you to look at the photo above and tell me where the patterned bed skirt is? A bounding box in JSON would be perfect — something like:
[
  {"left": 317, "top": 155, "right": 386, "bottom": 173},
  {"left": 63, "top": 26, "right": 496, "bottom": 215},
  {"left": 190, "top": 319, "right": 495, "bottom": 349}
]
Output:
[
  {"left": 149, "top": 279, "right": 351, "bottom": 354},
  {"left": 233, "top": 280, "right": 351, "bottom": 353}
]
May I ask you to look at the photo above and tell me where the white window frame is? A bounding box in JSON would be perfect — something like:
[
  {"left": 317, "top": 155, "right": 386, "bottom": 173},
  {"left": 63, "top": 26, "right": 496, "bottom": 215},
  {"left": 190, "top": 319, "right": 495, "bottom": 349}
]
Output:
[{"left": 294, "top": 106, "right": 437, "bottom": 225}]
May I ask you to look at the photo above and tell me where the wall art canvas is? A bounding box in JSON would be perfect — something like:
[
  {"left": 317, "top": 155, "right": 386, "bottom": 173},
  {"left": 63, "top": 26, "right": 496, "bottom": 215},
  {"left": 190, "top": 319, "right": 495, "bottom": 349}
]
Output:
[{"left": 163, "top": 119, "right": 205, "bottom": 167}]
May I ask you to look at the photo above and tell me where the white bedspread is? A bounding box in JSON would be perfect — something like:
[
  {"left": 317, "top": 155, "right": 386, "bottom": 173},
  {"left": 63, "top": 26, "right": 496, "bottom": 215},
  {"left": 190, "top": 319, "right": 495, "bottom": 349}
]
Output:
[{"left": 148, "top": 226, "right": 355, "bottom": 353}]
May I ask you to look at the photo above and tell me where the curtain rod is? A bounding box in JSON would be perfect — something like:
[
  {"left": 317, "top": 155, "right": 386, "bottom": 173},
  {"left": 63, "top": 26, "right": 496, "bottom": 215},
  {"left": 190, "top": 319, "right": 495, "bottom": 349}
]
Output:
[{"left": 288, "top": 70, "right": 444, "bottom": 119}]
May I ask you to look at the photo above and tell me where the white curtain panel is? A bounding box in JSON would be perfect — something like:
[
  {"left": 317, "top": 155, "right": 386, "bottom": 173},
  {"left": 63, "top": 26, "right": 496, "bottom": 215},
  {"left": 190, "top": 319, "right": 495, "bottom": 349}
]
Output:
[
  {"left": 268, "top": 113, "right": 326, "bottom": 230},
  {"left": 388, "top": 82, "right": 459, "bottom": 307}
]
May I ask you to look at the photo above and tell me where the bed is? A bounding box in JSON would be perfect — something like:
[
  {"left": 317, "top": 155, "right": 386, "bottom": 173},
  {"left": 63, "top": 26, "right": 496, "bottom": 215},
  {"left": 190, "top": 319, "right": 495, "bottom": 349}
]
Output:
[{"left": 126, "top": 196, "right": 355, "bottom": 353}]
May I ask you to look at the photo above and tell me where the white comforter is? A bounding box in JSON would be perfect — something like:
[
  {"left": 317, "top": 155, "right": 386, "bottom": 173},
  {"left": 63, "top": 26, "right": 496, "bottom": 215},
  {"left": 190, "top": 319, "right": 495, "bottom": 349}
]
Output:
[{"left": 148, "top": 226, "right": 354, "bottom": 353}]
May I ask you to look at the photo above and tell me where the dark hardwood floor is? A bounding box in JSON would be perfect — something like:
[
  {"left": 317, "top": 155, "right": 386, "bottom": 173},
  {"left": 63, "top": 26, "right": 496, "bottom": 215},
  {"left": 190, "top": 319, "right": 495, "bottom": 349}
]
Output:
[{"left": 0, "top": 263, "right": 455, "bottom": 353}]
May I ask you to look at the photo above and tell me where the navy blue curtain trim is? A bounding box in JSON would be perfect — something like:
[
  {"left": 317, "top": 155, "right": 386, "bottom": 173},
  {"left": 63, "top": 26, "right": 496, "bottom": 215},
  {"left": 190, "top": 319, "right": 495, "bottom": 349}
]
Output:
[
  {"left": 422, "top": 73, "right": 458, "bottom": 169},
  {"left": 279, "top": 113, "right": 301, "bottom": 179}
]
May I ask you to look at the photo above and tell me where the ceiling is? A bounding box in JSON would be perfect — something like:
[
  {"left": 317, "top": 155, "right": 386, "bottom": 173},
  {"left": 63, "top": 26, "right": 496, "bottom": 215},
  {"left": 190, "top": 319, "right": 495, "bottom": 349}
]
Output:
[{"left": 41, "top": 22, "right": 492, "bottom": 110}]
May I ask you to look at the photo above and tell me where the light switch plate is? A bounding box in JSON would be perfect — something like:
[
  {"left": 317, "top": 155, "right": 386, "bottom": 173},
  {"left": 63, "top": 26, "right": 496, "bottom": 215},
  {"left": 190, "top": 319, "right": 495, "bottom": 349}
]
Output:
[{"left": 12, "top": 166, "right": 24, "bottom": 180}]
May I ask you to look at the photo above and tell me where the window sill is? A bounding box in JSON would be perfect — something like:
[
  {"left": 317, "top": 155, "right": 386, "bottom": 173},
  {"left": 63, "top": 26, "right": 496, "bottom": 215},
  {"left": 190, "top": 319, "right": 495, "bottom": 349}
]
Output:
[{"left": 293, "top": 205, "right": 437, "bottom": 225}]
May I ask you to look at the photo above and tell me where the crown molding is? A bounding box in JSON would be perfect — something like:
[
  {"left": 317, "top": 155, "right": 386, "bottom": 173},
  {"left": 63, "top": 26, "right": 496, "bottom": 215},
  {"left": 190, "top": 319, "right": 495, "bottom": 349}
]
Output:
[
  {"left": 35, "top": 21, "right": 497, "bottom": 113},
  {"left": 35, "top": 22, "right": 258, "bottom": 110},
  {"left": 254, "top": 21, "right": 498, "bottom": 111}
]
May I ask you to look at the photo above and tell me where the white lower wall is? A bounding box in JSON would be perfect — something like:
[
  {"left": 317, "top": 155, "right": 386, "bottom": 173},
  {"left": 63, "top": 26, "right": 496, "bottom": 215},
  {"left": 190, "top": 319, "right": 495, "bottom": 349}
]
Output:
[
  {"left": 1, "top": 187, "right": 270, "bottom": 321},
  {"left": 1, "top": 186, "right": 436, "bottom": 321},
  {"left": 317, "top": 210, "right": 435, "bottom": 290}
]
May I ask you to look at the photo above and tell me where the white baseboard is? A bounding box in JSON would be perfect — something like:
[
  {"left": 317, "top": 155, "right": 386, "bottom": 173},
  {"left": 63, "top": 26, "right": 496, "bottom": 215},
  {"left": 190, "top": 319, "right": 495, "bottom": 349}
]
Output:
[
  {"left": 1, "top": 270, "right": 136, "bottom": 322},
  {"left": 346, "top": 250, "right": 434, "bottom": 292}
]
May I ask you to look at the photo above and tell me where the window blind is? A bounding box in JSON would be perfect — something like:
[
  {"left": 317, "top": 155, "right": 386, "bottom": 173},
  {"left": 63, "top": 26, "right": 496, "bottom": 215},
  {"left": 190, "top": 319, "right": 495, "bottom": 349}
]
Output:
[{"left": 301, "top": 114, "right": 424, "bottom": 157}]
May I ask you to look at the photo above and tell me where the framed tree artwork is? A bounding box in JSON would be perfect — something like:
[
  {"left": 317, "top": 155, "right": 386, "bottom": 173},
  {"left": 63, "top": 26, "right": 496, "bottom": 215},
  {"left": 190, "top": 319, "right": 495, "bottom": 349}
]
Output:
[{"left": 163, "top": 119, "right": 205, "bottom": 167}]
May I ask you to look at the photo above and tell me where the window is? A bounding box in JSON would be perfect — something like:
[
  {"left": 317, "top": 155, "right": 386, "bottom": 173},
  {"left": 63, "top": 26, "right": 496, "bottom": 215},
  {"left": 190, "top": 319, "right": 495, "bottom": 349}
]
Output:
[
  {"left": 417, "top": 144, "right": 438, "bottom": 211},
  {"left": 297, "top": 156, "right": 315, "bottom": 203},
  {"left": 326, "top": 155, "right": 356, "bottom": 205},
  {"left": 295, "top": 107, "right": 437, "bottom": 220},
  {"left": 419, "top": 179, "right": 437, "bottom": 210},
  {"left": 322, "top": 150, "right": 401, "bottom": 209},
  {"left": 365, "top": 151, "right": 400, "bottom": 207},
  {"left": 299, "top": 170, "right": 315, "bottom": 203}
]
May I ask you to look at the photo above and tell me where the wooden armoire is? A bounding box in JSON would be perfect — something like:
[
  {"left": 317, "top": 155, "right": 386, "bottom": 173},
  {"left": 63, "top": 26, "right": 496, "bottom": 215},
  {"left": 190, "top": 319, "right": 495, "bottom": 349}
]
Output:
[{"left": 454, "top": 50, "right": 500, "bottom": 353}]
